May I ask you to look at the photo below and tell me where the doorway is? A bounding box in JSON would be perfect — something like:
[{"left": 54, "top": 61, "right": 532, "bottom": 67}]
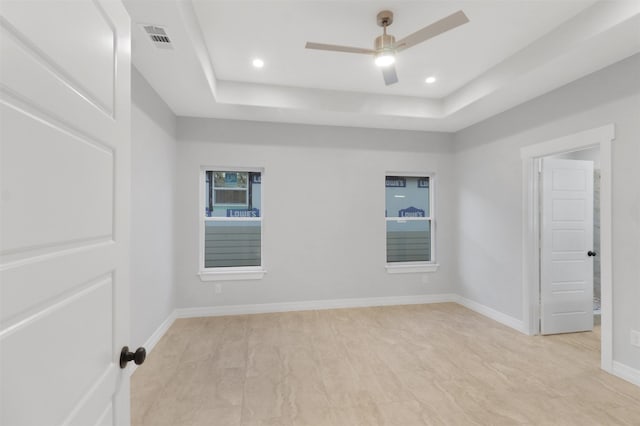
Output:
[
  {"left": 520, "top": 124, "right": 614, "bottom": 372},
  {"left": 541, "top": 147, "right": 600, "bottom": 334}
]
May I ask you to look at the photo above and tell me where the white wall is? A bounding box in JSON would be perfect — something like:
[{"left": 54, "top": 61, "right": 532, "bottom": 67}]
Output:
[
  {"left": 175, "top": 119, "right": 455, "bottom": 308},
  {"left": 454, "top": 54, "right": 640, "bottom": 370},
  {"left": 131, "top": 67, "right": 177, "bottom": 347}
]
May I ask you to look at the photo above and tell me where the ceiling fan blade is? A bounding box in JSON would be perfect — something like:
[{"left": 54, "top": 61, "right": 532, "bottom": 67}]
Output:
[
  {"left": 395, "top": 10, "right": 469, "bottom": 52},
  {"left": 382, "top": 65, "right": 398, "bottom": 86},
  {"left": 305, "top": 42, "right": 375, "bottom": 55}
]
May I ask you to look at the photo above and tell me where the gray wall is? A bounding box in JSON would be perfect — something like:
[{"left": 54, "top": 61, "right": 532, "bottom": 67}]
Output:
[
  {"left": 453, "top": 54, "right": 640, "bottom": 370},
  {"left": 175, "top": 119, "right": 456, "bottom": 308},
  {"left": 131, "top": 67, "right": 177, "bottom": 348}
]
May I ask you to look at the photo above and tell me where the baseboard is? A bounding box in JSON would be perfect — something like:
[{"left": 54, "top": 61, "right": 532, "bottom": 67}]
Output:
[
  {"left": 612, "top": 361, "right": 640, "bottom": 387},
  {"left": 175, "top": 293, "right": 458, "bottom": 319},
  {"left": 173, "top": 294, "right": 526, "bottom": 334},
  {"left": 455, "top": 295, "right": 526, "bottom": 334},
  {"left": 144, "top": 311, "right": 177, "bottom": 353},
  {"left": 140, "top": 294, "right": 524, "bottom": 366},
  {"left": 134, "top": 295, "right": 634, "bottom": 388},
  {"left": 129, "top": 310, "right": 177, "bottom": 376}
]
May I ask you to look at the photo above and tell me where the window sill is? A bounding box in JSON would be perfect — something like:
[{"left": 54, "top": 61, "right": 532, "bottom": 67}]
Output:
[
  {"left": 385, "top": 263, "right": 439, "bottom": 274},
  {"left": 198, "top": 268, "right": 266, "bottom": 282}
]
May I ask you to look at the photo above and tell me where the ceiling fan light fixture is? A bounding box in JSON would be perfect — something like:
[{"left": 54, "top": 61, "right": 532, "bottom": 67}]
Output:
[
  {"left": 304, "top": 9, "right": 469, "bottom": 86},
  {"left": 375, "top": 52, "right": 395, "bottom": 67},
  {"left": 374, "top": 30, "right": 396, "bottom": 68}
]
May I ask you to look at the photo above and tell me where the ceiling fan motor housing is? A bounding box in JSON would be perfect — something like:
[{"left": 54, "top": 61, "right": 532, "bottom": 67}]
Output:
[{"left": 375, "top": 34, "right": 396, "bottom": 52}]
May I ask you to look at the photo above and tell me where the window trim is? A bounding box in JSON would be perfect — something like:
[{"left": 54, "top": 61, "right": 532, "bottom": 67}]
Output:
[
  {"left": 384, "top": 171, "right": 438, "bottom": 274},
  {"left": 198, "top": 166, "right": 266, "bottom": 282}
]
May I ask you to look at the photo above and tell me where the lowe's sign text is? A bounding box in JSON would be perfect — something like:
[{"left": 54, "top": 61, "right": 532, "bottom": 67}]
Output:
[
  {"left": 226, "top": 208, "right": 260, "bottom": 218},
  {"left": 398, "top": 207, "right": 425, "bottom": 217}
]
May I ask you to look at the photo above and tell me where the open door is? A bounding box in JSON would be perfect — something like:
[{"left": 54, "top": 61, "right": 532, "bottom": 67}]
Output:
[
  {"left": 540, "top": 158, "right": 594, "bottom": 335},
  {"left": 1, "top": 1, "right": 132, "bottom": 424}
]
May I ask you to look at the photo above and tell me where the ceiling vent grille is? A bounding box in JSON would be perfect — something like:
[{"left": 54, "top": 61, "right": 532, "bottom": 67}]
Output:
[{"left": 142, "top": 25, "right": 173, "bottom": 50}]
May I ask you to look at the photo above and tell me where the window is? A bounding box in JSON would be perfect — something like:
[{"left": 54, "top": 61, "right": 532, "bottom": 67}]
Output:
[
  {"left": 385, "top": 174, "right": 437, "bottom": 273},
  {"left": 199, "top": 169, "right": 265, "bottom": 281}
]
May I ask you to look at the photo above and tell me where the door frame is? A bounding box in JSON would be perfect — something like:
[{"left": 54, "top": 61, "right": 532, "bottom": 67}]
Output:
[{"left": 520, "top": 124, "right": 614, "bottom": 373}]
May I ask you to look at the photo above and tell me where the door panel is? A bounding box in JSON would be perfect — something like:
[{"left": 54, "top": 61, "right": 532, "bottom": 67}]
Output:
[
  {"left": 552, "top": 168, "right": 588, "bottom": 191},
  {"left": 0, "top": 244, "right": 116, "bottom": 327},
  {"left": 541, "top": 158, "right": 594, "bottom": 335},
  {"left": 1, "top": 276, "right": 114, "bottom": 425},
  {"left": 0, "top": 21, "right": 117, "bottom": 140},
  {"left": 0, "top": 0, "right": 131, "bottom": 425},
  {"left": 0, "top": 102, "right": 114, "bottom": 253},
  {"left": 0, "top": 0, "right": 116, "bottom": 114},
  {"left": 552, "top": 229, "right": 585, "bottom": 251},
  {"left": 552, "top": 199, "right": 585, "bottom": 221}
]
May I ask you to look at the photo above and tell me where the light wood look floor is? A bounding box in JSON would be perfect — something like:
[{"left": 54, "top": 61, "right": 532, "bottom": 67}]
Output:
[{"left": 131, "top": 303, "right": 640, "bottom": 425}]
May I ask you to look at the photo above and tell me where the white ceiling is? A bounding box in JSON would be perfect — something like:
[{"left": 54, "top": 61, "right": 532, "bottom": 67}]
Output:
[
  {"left": 196, "top": 1, "right": 594, "bottom": 98},
  {"left": 125, "top": 0, "right": 640, "bottom": 132}
]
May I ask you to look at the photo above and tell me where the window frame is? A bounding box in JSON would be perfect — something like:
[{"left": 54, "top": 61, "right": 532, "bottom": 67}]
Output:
[
  {"left": 384, "top": 171, "right": 439, "bottom": 274},
  {"left": 198, "top": 166, "right": 266, "bottom": 282}
]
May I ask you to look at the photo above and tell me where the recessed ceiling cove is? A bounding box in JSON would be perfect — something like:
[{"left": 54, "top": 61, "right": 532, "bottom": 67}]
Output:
[
  {"left": 125, "top": 0, "right": 640, "bottom": 131},
  {"left": 196, "top": 1, "right": 587, "bottom": 97}
]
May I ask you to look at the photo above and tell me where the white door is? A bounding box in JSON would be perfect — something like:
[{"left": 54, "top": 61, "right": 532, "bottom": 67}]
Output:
[
  {"left": 0, "top": 1, "right": 131, "bottom": 425},
  {"left": 540, "top": 158, "right": 594, "bottom": 335}
]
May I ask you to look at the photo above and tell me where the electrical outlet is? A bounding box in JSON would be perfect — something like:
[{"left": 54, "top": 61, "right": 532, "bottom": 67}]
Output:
[
  {"left": 215, "top": 283, "right": 222, "bottom": 294},
  {"left": 631, "top": 330, "right": 640, "bottom": 348}
]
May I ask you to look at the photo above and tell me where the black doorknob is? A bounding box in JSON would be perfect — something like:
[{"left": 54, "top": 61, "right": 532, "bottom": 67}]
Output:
[
  {"left": 588, "top": 251, "right": 597, "bottom": 257},
  {"left": 120, "top": 346, "right": 146, "bottom": 368}
]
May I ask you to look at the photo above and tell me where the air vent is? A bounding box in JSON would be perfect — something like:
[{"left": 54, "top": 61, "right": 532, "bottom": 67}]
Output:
[{"left": 142, "top": 25, "right": 173, "bottom": 50}]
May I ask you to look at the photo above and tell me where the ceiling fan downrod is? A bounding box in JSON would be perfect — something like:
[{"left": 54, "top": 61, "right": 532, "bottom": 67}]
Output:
[{"left": 375, "top": 11, "right": 396, "bottom": 53}]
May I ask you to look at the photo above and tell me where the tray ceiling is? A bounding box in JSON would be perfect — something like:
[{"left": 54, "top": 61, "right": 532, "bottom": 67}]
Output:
[{"left": 125, "top": 0, "right": 640, "bottom": 131}]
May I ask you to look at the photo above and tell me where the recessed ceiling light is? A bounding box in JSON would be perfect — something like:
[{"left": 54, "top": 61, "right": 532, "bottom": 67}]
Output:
[
  {"left": 425, "top": 76, "right": 437, "bottom": 84},
  {"left": 252, "top": 58, "right": 264, "bottom": 68}
]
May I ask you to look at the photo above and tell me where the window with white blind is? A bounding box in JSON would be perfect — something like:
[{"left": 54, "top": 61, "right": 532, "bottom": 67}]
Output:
[
  {"left": 385, "top": 174, "right": 438, "bottom": 273},
  {"left": 199, "top": 168, "right": 265, "bottom": 281}
]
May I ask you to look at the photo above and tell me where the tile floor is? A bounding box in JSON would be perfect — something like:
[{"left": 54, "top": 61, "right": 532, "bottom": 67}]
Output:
[{"left": 131, "top": 303, "right": 640, "bottom": 425}]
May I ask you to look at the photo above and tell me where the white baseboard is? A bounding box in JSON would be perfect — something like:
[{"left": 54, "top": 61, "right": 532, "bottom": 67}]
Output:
[
  {"left": 173, "top": 293, "right": 525, "bottom": 333},
  {"left": 134, "top": 295, "right": 636, "bottom": 389},
  {"left": 455, "top": 295, "right": 526, "bottom": 334},
  {"left": 612, "top": 361, "right": 640, "bottom": 387},
  {"left": 137, "top": 293, "right": 524, "bottom": 374},
  {"left": 144, "top": 311, "right": 177, "bottom": 353},
  {"left": 129, "top": 310, "right": 176, "bottom": 376},
  {"left": 175, "top": 293, "right": 458, "bottom": 319}
]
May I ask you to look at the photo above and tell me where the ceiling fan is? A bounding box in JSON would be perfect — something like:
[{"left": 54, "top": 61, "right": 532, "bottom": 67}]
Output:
[{"left": 305, "top": 10, "right": 469, "bottom": 86}]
